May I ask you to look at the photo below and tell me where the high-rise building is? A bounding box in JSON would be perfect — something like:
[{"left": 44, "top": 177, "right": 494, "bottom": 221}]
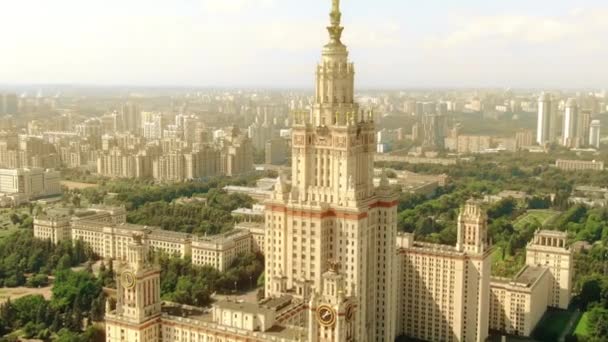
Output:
[
  {"left": 577, "top": 110, "right": 592, "bottom": 147},
  {"left": 515, "top": 129, "right": 534, "bottom": 150},
  {"left": 142, "top": 112, "right": 163, "bottom": 140},
  {"left": 562, "top": 98, "right": 578, "bottom": 147},
  {"left": 1, "top": 94, "right": 18, "bottom": 115},
  {"left": 525, "top": 230, "right": 573, "bottom": 309},
  {"left": 396, "top": 199, "right": 492, "bottom": 342},
  {"left": 264, "top": 1, "right": 398, "bottom": 340},
  {"left": 536, "top": 93, "right": 554, "bottom": 145},
  {"left": 248, "top": 112, "right": 274, "bottom": 150},
  {"left": 265, "top": 138, "right": 289, "bottom": 165},
  {"left": 488, "top": 231, "right": 574, "bottom": 337},
  {"left": 220, "top": 126, "right": 253, "bottom": 177},
  {"left": 422, "top": 114, "right": 446, "bottom": 149},
  {"left": 121, "top": 102, "right": 141, "bottom": 134},
  {"left": 590, "top": 120, "right": 601, "bottom": 148}
]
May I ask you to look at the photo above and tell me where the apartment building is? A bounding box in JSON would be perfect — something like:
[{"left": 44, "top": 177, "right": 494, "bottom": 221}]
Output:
[
  {"left": 489, "top": 266, "right": 551, "bottom": 336},
  {"left": 396, "top": 200, "right": 492, "bottom": 342}
]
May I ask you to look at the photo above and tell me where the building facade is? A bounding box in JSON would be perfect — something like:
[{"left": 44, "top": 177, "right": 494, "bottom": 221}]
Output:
[
  {"left": 562, "top": 98, "right": 579, "bottom": 148},
  {"left": 590, "top": 120, "right": 601, "bottom": 148},
  {"left": 264, "top": 2, "right": 398, "bottom": 340},
  {"left": 536, "top": 93, "right": 555, "bottom": 145},
  {"left": 489, "top": 266, "right": 551, "bottom": 336},
  {"left": 525, "top": 230, "right": 573, "bottom": 309},
  {"left": 106, "top": 234, "right": 309, "bottom": 342},
  {"left": 555, "top": 159, "right": 605, "bottom": 171},
  {"left": 34, "top": 206, "right": 263, "bottom": 272},
  {"left": 0, "top": 167, "right": 61, "bottom": 204},
  {"left": 396, "top": 200, "right": 492, "bottom": 342}
]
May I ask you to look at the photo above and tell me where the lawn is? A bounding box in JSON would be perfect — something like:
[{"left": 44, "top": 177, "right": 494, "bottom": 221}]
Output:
[
  {"left": 514, "top": 210, "right": 560, "bottom": 230},
  {"left": 0, "top": 285, "right": 53, "bottom": 304},
  {"left": 532, "top": 308, "right": 578, "bottom": 342},
  {"left": 574, "top": 312, "right": 590, "bottom": 338}
]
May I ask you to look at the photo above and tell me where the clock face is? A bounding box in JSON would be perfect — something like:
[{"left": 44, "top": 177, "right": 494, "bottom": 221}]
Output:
[
  {"left": 121, "top": 271, "right": 136, "bottom": 289},
  {"left": 316, "top": 305, "right": 336, "bottom": 327},
  {"left": 345, "top": 305, "right": 354, "bottom": 321}
]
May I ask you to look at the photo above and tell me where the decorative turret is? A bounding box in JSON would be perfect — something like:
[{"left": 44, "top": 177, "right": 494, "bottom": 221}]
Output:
[
  {"left": 456, "top": 199, "right": 490, "bottom": 254},
  {"left": 308, "top": 260, "right": 357, "bottom": 342},
  {"left": 127, "top": 233, "right": 149, "bottom": 271}
]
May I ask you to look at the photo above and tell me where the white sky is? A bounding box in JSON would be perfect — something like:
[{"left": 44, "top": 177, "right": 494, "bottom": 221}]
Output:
[{"left": 1, "top": 0, "right": 608, "bottom": 89}]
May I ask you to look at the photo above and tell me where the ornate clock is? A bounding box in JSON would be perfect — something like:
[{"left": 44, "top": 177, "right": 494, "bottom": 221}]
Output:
[
  {"left": 316, "top": 304, "right": 337, "bottom": 327},
  {"left": 121, "top": 271, "right": 136, "bottom": 289}
]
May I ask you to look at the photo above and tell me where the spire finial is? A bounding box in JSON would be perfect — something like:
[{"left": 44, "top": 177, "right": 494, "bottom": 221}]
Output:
[
  {"left": 328, "top": 0, "right": 344, "bottom": 45},
  {"left": 332, "top": 0, "right": 340, "bottom": 14}
]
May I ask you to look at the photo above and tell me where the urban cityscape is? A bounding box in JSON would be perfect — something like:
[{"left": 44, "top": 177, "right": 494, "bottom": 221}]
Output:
[{"left": 0, "top": 1, "right": 607, "bottom": 342}]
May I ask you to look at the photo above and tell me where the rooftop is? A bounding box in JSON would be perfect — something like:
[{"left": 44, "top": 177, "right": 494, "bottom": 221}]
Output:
[
  {"left": 536, "top": 229, "right": 568, "bottom": 238},
  {"left": 514, "top": 266, "right": 547, "bottom": 287},
  {"left": 161, "top": 302, "right": 211, "bottom": 321},
  {"left": 215, "top": 300, "right": 275, "bottom": 316}
]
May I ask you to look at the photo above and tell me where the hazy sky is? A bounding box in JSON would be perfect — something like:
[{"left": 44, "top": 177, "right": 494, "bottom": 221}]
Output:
[{"left": 2, "top": 0, "right": 608, "bottom": 89}]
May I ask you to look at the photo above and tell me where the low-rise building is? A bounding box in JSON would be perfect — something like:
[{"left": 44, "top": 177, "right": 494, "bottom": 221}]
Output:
[
  {"left": 105, "top": 235, "right": 310, "bottom": 342},
  {"left": 0, "top": 167, "right": 61, "bottom": 204},
  {"left": 232, "top": 204, "right": 266, "bottom": 221},
  {"left": 555, "top": 159, "right": 604, "bottom": 171},
  {"left": 236, "top": 221, "right": 265, "bottom": 253},
  {"left": 34, "top": 206, "right": 260, "bottom": 272},
  {"left": 191, "top": 229, "right": 252, "bottom": 271},
  {"left": 224, "top": 179, "right": 277, "bottom": 202}
]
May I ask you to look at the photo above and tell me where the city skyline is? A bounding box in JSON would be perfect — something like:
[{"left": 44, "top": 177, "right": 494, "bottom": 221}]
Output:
[{"left": 2, "top": 0, "right": 608, "bottom": 88}]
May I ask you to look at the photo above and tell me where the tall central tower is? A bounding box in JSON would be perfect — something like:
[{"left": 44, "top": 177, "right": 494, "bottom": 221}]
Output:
[{"left": 265, "top": 1, "right": 398, "bottom": 341}]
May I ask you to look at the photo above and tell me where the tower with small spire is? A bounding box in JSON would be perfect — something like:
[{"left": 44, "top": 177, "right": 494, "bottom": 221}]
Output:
[
  {"left": 105, "top": 233, "right": 162, "bottom": 342},
  {"left": 308, "top": 261, "right": 357, "bottom": 342},
  {"left": 265, "top": 1, "right": 398, "bottom": 341},
  {"left": 457, "top": 199, "right": 490, "bottom": 254},
  {"left": 456, "top": 199, "right": 492, "bottom": 342}
]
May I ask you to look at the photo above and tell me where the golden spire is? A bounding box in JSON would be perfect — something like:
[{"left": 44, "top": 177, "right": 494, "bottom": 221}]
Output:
[
  {"left": 332, "top": 0, "right": 340, "bottom": 14},
  {"left": 328, "top": 0, "right": 344, "bottom": 45}
]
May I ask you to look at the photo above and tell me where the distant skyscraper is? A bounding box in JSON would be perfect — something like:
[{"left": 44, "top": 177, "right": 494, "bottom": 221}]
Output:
[
  {"left": 422, "top": 114, "right": 446, "bottom": 149},
  {"left": 515, "top": 129, "right": 534, "bottom": 150},
  {"left": 121, "top": 102, "right": 141, "bottom": 133},
  {"left": 562, "top": 98, "right": 578, "bottom": 147},
  {"left": 577, "top": 110, "right": 592, "bottom": 147},
  {"left": 536, "top": 93, "right": 553, "bottom": 145},
  {"left": 590, "top": 120, "right": 601, "bottom": 148},
  {"left": 1, "top": 94, "right": 18, "bottom": 115}
]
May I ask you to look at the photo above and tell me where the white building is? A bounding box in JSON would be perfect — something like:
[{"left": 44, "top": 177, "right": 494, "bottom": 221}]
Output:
[
  {"left": 590, "top": 119, "right": 601, "bottom": 148},
  {"left": 536, "top": 92, "right": 560, "bottom": 145},
  {"left": 0, "top": 167, "right": 61, "bottom": 204},
  {"left": 34, "top": 206, "right": 258, "bottom": 272},
  {"left": 562, "top": 98, "right": 579, "bottom": 147}
]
